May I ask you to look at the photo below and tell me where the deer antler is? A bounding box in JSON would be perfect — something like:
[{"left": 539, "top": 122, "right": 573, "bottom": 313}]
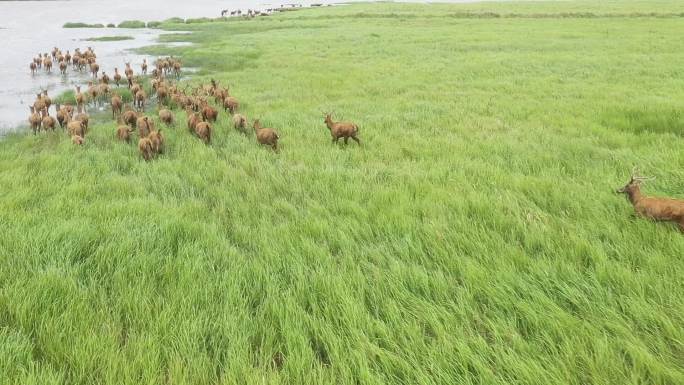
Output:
[{"left": 631, "top": 167, "right": 655, "bottom": 182}]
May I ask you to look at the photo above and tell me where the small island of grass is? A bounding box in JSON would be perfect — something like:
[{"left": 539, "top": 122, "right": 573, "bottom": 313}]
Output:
[
  {"left": 63, "top": 22, "right": 105, "bottom": 28},
  {"left": 163, "top": 17, "right": 185, "bottom": 24},
  {"left": 85, "top": 36, "right": 134, "bottom": 42},
  {"left": 117, "top": 20, "right": 146, "bottom": 28}
]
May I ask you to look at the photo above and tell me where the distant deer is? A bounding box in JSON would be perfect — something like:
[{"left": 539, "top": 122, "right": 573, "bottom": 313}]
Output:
[
  {"left": 617, "top": 168, "right": 684, "bottom": 231},
  {"left": 124, "top": 62, "right": 134, "bottom": 78},
  {"left": 324, "top": 113, "right": 360, "bottom": 145},
  {"left": 43, "top": 55, "right": 52, "bottom": 73},
  {"left": 75, "top": 85, "right": 85, "bottom": 113},
  {"left": 113, "top": 68, "right": 122, "bottom": 87}
]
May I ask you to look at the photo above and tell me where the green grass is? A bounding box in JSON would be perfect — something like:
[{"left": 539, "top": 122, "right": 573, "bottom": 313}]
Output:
[
  {"left": 185, "top": 17, "right": 218, "bottom": 24},
  {"left": 55, "top": 83, "right": 142, "bottom": 107},
  {"left": 63, "top": 22, "right": 105, "bottom": 28},
  {"left": 3, "top": 1, "right": 684, "bottom": 384},
  {"left": 163, "top": 17, "right": 186, "bottom": 24},
  {"left": 146, "top": 21, "right": 163, "bottom": 28},
  {"left": 117, "top": 20, "right": 147, "bottom": 29},
  {"left": 85, "top": 36, "right": 134, "bottom": 42},
  {"left": 52, "top": 90, "right": 75, "bottom": 106}
]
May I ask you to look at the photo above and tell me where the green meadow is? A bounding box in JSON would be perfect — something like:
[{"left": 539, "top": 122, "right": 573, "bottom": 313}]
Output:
[{"left": 2, "top": 1, "right": 684, "bottom": 384}]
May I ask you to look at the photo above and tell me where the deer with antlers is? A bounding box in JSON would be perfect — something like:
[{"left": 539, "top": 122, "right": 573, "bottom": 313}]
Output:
[{"left": 616, "top": 168, "right": 684, "bottom": 231}]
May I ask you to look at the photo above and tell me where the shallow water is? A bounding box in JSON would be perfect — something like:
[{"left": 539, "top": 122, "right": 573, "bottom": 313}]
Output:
[{"left": 0, "top": 0, "right": 471, "bottom": 132}]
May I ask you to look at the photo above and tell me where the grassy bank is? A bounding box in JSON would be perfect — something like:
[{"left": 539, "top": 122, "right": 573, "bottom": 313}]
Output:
[{"left": 2, "top": 1, "right": 684, "bottom": 384}]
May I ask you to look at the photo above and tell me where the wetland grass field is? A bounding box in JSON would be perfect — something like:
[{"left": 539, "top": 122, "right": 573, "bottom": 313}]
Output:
[{"left": 1, "top": 1, "right": 683, "bottom": 384}]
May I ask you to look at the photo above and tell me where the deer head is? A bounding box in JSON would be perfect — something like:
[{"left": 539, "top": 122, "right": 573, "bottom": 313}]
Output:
[{"left": 617, "top": 167, "right": 655, "bottom": 194}]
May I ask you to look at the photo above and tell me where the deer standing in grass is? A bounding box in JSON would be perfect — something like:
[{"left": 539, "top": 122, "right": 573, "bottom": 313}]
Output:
[
  {"left": 617, "top": 168, "right": 684, "bottom": 232},
  {"left": 253, "top": 119, "right": 279, "bottom": 151},
  {"left": 324, "top": 113, "right": 360, "bottom": 145},
  {"left": 75, "top": 86, "right": 85, "bottom": 113}
]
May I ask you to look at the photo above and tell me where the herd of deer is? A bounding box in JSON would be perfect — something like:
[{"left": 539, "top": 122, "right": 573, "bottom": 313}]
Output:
[
  {"left": 219, "top": 4, "right": 307, "bottom": 17},
  {"left": 25, "top": 46, "right": 683, "bottom": 232},
  {"left": 31, "top": 46, "right": 102, "bottom": 77},
  {"left": 27, "top": 46, "right": 360, "bottom": 156}
]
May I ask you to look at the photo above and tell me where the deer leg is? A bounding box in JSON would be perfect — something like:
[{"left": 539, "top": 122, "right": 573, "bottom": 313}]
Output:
[
  {"left": 352, "top": 136, "right": 361, "bottom": 145},
  {"left": 344, "top": 137, "right": 349, "bottom": 145}
]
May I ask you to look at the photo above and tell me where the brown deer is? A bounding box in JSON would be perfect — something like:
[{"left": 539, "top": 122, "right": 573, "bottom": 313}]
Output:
[
  {"left": 194, "top": 121, "right": 212, "bottom": 144},
  {"left": 28, "top": 106, "right": 41, "bottom": 134},
  {"left": 232, "top": 113, "right": 248, "bottom": 134},
  {"left": 41, "top": 108, "right": 56, "bottom": 132},
  {"left": 137, "top": 116, "right": 153, "bottom": 138},
  {"left": 172, "top": 59, "right": 181, "bottom": 78},
  {"left": 72, "top": 135, "right": 85, "bottom": 145},
  {"left": 33, "top": 93, "right": 45, "bottom": 113},
  {"left": 253, "top": 119, "right": 279, "bottom": 151},
  {"left": 124, "top": 62, "right": 134, "bottom": 78},
  {"left": 186, "top": 107, "right": 202, "bottom": 133},
  {"left": 67, "top": 119, "right": 86, "bottom": 138},
  {"left": 135, "top": 89, "right": 147, "bottom": 111},
  {"left": 324, "top": 113, "right": 360, "bottom": 145},
  {"left": 122, "top": 109, "right": 138, "bottom": 127},
  {"left": 42, "top": 90, "right": 52, "bottom": 110},
  {"left": 75, "top": 86, "right": 85, "bottom": 113},
  {"left": 117, "top": 125, "right": 134, "bottom": 143},
  {"left": 55, "top": 103, "right": 69, "bottom": 129},
  {"left": 201, "top": 102, "right": 218, "bottom": 122},
  {"left": 617, "top": 168, "right": 684, "bottom": 232},
  {"left": 148, "top": 129, "right": 164, "bottom": 154},
  {"left": 158, "top": 108, "right": 174, "bottom": 126},
  {"left": 43, "top": 56, "right": 52, "bottom": 73},
  {"left": 138, "top": 137, "right": 154, "bottom": 161},
  {"left": 90, "top": 62, "right": 99, "bottom": 78},
  {"left": 223, "top": 96, "right": 239, "bottom": 114},
  {"left": 113, "top": 68, "right": 122, "bottom": 87},
  {"left": 111, "top": 93, "right": 123, "bottom": 119}
]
